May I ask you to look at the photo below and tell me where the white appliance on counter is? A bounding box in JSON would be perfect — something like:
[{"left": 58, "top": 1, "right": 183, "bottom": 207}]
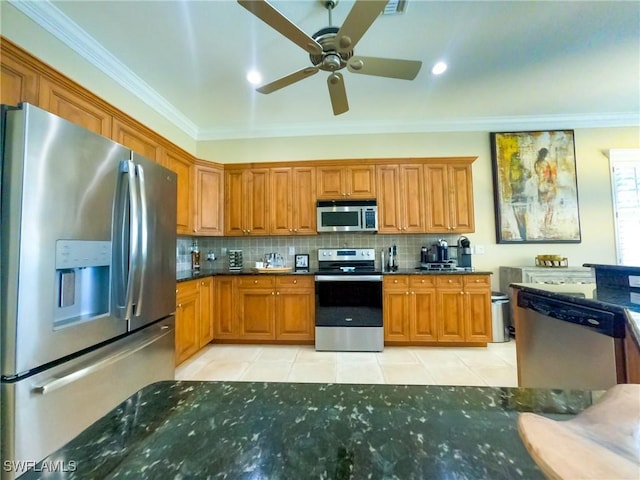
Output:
[{"left": 0, "top": 103, "right": 177, "bottom": 478}]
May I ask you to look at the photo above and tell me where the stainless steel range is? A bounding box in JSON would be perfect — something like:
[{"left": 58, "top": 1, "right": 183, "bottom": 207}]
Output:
[{"left": 314, "top": 248, "right": 383, "bottom": 352}]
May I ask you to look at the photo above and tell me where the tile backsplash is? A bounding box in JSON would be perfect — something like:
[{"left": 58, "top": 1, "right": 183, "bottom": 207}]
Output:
[{"left": 177, "top": 233, "right": 468, "bottom": 272}]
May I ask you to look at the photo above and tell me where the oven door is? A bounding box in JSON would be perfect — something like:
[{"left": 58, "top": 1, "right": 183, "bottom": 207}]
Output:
[{"left": 314, "top": 275, "right": 383, "bottom": 327}]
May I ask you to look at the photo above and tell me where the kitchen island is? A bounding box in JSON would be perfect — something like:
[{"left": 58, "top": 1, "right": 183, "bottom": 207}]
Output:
[{"left": 18, "top": 381, "right": 597, "bottom": 479}]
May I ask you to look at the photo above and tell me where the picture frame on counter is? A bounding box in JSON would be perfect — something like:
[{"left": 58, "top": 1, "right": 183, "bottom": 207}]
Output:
[
  {"left": 490, "top": 130, "right": 582, "bottom": 244},
  {"left": 294, "top": 254, "right": 309, "bottom": 272}
]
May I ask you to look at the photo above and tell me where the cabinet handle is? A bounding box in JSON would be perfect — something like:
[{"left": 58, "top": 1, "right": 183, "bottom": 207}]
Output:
[
  {"left": 276, "top": 292, "right": 280, "bottom": 295},
  {"left": 201, "top": 281, "right": 205, "bottom": 285},
  {"left": 254, "top": 280, "right": 258, "bottom": 284},
  {"left": 177, "top": 303, "right": 182, "bottom": 308},
  {"left": 448, "top": 279, "right": 453, "bottom": 283},
  {"left": 293, "top": 280, "right": 297, "bottom": 284},
  {"left": 175, "top": 289, "right": 179, "bottom": 293},
  {"left": 405, "top": 291, "right": 409, "bottom": 295},
  {"left": 393, "top": 279, "right": 398, "bottom": 283},
  {"left": 272, "top": 291, "right": 275, "bottom": 295},
  {"left": 460, "top": 292, "right": 465, "bottom": 295}
]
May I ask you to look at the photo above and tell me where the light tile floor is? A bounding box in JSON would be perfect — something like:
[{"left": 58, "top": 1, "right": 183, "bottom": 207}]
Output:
[{"left": 176, "top": 339, "right": 518, "bottom": 387}]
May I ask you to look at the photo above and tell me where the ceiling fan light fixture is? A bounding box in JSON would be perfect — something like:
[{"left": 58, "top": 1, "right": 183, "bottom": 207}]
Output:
[{"left": 431, "top": 61, "right": 447, "bottom": 75}]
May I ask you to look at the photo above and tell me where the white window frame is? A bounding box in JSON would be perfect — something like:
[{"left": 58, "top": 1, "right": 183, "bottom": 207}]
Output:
[{"left": 609, "top": 148, "right": 640, "bottom": 266}]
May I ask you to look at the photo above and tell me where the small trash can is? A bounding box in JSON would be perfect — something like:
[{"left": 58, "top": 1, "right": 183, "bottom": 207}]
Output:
[{"left": 491, "top": 292, "right": 510, "bottom": 343}]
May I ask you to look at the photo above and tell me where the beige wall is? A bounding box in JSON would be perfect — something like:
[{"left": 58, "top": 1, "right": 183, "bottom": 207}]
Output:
[{"left": 3, "top": 2, "right": 639, "bottom": 289}]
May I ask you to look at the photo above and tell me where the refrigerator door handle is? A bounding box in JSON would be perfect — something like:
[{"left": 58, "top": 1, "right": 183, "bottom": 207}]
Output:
[
  {"left": 32, "top": 324, "right": 171, "bottom": 395},
  {"left": 134, "top": 163, "right": 148, "bottom": 317},
  {"left": 114, "top": 160, "right": 140, "bottom": 320}
]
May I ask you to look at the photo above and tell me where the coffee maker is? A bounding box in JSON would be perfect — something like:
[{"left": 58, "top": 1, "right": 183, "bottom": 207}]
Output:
[{"left": 457, "top": 236, "right": 472, "bottom": 268}]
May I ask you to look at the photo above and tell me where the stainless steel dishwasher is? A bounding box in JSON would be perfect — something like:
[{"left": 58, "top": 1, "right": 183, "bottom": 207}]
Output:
[{"left": 514, "top": 288, "right": 626, "bottom": 390}]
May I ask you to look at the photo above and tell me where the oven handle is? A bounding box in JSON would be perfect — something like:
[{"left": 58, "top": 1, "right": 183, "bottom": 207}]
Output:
[{"left": 315, "top": 275, "right": 382, "bottom": 282}]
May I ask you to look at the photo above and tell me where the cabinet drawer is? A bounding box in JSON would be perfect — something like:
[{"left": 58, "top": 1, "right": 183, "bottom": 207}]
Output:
[
  {"left": 276, "top": 275, "right": 314, "bottom": 288},
  {"left": 463, "top": 275, "right": 490, "bottom": 288},
  {"left": 410, "top": 276, "right": 436, "bottom": 288},
  {"left": 383, "top": 275, "right": 410, "bottom": 289},
  {"left": 176, "top": 280, "right": 198, "bottom": 301},
  {"left": 237, "top": 275, "right": 276, "bottom": 288},
  {"left": 436, "top": 275, "right": 464, "bottom": 288}
]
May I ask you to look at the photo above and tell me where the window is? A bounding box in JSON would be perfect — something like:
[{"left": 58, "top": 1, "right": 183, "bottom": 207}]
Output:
[{"left": 609, "top": 149, "right": 640, "bottom": 266}]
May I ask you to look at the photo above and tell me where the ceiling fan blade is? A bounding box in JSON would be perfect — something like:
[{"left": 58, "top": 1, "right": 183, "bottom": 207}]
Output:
[
  {"left": 335, "top": 0, "right": 389, "bottom": 53},
  {"left": 327, "top": 72, "right": 349, "bottom": 116},
  {"left": 237, "top": 0, "right": 322, "bottom": 55},
  {"left": 257, "top": 67, "right": 319, "bottom": 94},
  {"left": 347, "top": 56, "right": 422, "bottom": 80}
]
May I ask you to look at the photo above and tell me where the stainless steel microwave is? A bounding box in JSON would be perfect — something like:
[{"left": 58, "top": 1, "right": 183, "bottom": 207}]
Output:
[{"left": 316, "top": 200, "right": 378, "bottom": 233}]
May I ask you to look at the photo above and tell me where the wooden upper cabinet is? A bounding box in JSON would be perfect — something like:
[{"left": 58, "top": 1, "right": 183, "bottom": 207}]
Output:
[
  {"left": 317, "top": 165, "right": 376, "bottom": 199},
  {"left": 194, "top": 162, "right": 224, "bottom": 236},
  {"left": 270, "top": 167, "right": 317, "bottom": 235},
  {"left": 425, "top": 163, "right": 475, "bottom": 233},
  {"left": 165, "top": 148, "right": 194, "bottom": 235},
  {"left": 112, "top": 116, "right": 162, "bottom": 163},
  {"left": 38, "top": 77, "right": 112, "bottom": 137},
  {"left": 225, "top": 168, "right": 270, "bottom": 236},
  {"left": 0, "top": 51, "right": 39, "bottom": 106},
  {"left": 377, "top": 164, "right": 425, "bottom": 234}
]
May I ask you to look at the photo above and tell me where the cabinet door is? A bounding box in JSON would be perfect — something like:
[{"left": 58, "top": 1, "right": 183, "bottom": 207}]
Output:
[
  {"left": 400, "top": 165, "right": 426, "bottom": 233},
  {"left": 383, "top": 276, "right": 410, "bottom": 342},
  {"left": 214, "top": 277, "right": 237, "bottom": 339},
  {"left": 1, "top": 52, "right": 39, "bottom": 105},
  {"left": 165, "top": 149, "right": 194, "bottom": 235},
  {"left": 112, "top": 117, "right": 162, "bottom": 163},
  {"left": 275, "top": 277, "right": 315, "bottom": 341},
  {"left": 317, "top": 167, "right": 344, "bottom": 199},
  {"left": 39, "top": 77, "right": 112, "bottom": 137},
  {"left": 195, "top": 163, "right": 224, "bottom": 236},
  {"left": 465, "top": 290, "right": 492, "bottom": 342},
  {"left": 224, "top": 170, "right": 245, "bottom": 236},
  {"left": 449, "top": 164, "right": 475, "bottom": 232},
  {"left": 237, "top": 288, "right": 276, "bottom": 340},
  {"left": 292, "top": 167, "right": 317, "bottom": 234},
  {"left": 437, "top": 289, "right": 465, "bottom": 342},
  {"left": 270, "top": 167, "right": 293, "bottom": 235},
  {"left": 347, "top": 165, "right": 376, "bottom": 198},
  {"left": 246, "top": 169, "right": 270, "bottom": 235},
  {"left": 410, "top": 277, "right": 437, "bottom": 341},
  {"left": 376, "top": 165, "right": 402, "bottom": 233},
  {"left": 198, "top": 277, "right": 214, "bottom": 347},
  {"left": 424, "top": 165, "right": 451, "bottom": 233},
  {"left": 176, "top": 282, "right": 199, "bottom": 365}
]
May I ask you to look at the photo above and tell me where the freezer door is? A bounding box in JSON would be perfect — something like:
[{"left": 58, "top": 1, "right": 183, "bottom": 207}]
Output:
[
  {"left": 128, "top": 153, "right": 177, "bottom": 331},
  {"left": 1, "top": 104, "right": 130, "bottom": 376},
  {"left": 0, "top": 316, "right": 175, "bottom": 479}
]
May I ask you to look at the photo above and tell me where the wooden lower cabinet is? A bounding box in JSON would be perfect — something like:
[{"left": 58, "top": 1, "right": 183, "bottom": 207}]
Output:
[
  {"left": 384, "top": 274, "right": 490, "bottom": 345},
  {"left": 624, "top": 325, "right": 640, "bottom": 383},
  {"left": 213, "top": 275, "right": 315, "bottom": 342},
  {"left": 175, "top": 281, "right": 200, "bottom": 365},
  {"left": 175, "top": 278, "right": 214, "bottom": 365},
  {"left": 275, "top": 276, "right": 315, "bottom": 341}
]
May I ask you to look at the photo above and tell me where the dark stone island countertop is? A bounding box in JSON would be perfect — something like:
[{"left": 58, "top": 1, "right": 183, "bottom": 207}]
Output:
[{"left": 20, "top": 381, "right": 599, "bottom": 479}]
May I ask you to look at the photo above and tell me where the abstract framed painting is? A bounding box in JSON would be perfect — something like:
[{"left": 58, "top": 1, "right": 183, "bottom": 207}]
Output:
[{"left": 490, "top": 130, "right": 581, "bottom": 244}]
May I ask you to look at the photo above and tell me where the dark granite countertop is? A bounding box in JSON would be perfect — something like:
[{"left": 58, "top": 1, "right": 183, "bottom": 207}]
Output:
[
  {"left": 177, "top": 268, "right": 493, "bottom": 282},
  {"left": 20, "top": 381, "right": 599, "bottom": 479}
]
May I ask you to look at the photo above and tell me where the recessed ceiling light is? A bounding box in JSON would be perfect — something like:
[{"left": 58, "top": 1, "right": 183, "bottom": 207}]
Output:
[
  {"left": 431, "top": 61, "right": 447, "bottom": 75},
  {"left": 246, "top": 70, "right": 262, "bottom": 85}
]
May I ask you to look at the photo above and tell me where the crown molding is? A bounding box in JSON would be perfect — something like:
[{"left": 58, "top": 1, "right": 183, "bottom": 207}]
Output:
[
  {"left": 197, "top": 112, "right": 640, "bottom": 141},
  {"left": 10, "top": 0, "right": 199, "bottom": 139}
]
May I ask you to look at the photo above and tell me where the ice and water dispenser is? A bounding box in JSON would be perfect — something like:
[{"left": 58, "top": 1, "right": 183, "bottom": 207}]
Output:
[{"left": 54, "top": 240, "right": 111, "bottom": 328}]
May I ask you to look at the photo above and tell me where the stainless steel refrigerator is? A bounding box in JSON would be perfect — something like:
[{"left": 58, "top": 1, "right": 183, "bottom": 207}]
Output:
[{"left": 0, "top": 103, "right": 177, "bottom": 478}]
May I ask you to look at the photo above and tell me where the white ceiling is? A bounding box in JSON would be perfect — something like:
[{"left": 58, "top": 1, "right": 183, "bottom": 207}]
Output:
[{"left": 11, "top": 0, "right": 640, "bottom": 140}]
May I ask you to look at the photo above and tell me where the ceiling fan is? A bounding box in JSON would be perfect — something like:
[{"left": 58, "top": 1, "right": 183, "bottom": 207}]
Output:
[{"left": 237, "top": 0, "right": 422, "bottom": 115}]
